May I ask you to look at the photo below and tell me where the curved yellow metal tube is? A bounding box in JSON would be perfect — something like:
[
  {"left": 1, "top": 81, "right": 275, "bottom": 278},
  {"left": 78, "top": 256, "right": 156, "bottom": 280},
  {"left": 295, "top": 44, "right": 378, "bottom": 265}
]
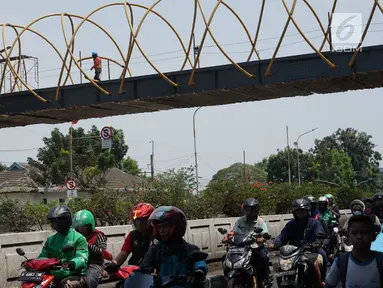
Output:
[
  {"left": 181, "top": 0, "right": 198, "bottom": 71},
  {"left": 189, "top": 0, "right": 255, "bottom": 86},
  {"left": 247, "top": 0, "right": 265, "bottom": 62},
  {"left": 319, "top": 0, "right": 338, "bottom": 52},
  {"left": 349, "top": 1, "right": 378, "bottom": 67}
]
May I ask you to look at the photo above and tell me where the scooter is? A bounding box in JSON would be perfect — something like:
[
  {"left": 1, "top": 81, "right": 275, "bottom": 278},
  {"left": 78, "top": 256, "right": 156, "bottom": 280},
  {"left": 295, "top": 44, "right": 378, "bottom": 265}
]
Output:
[
  {"left": 122, "top": 250, "right": 210, "bottom": 287},
  {"left": 16, "top": 245, "right": 75, "bottom": 288},
  {"left": 273, "top": 232, "right": 327, "bottom": 288},
  {"left": 218, "top": 227, "right": 272, "bottom": 288}
]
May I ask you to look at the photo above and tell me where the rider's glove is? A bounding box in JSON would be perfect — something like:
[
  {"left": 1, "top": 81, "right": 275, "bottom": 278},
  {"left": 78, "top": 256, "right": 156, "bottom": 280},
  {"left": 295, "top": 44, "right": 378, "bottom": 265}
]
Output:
[
  {"left": 189, "top": 269, "right": 206, "bottom": 284},
  {"left": 63, "top": 261, "right": 75, "bottom": 270}
]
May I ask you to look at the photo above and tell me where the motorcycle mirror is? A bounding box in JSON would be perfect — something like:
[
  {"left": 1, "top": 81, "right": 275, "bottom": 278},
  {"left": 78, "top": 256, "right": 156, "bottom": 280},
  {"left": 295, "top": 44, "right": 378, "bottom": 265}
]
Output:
[
  {"left": 316, "top": 232, "right": 327, "bottom": 239},
  {"left": 16, "top": 248, "right": 25, "bottom": 256},
  {"left": 263, "top": 233, "right": 271, "bottom": 240},
  {"left": 62, "top": 245, "right": 75, "bottom": 253},
  {"left": 218, "top": 228, "right": 227, "bottom": 235},
  {"left": 254, "top": 227, "right": 263, "bottom": 234}
]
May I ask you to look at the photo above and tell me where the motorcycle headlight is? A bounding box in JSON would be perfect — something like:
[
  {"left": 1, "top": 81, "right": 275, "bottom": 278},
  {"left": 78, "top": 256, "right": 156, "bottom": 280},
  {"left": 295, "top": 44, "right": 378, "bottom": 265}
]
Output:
[
  {"left": 225, "top": 257, "right": 233, "bottom": 269},
  {"left": 279, "top": 257, "right": 295, "bottom": 271},
  {"left": 233, "top": 257, "right": 245, "bottom": 269}
]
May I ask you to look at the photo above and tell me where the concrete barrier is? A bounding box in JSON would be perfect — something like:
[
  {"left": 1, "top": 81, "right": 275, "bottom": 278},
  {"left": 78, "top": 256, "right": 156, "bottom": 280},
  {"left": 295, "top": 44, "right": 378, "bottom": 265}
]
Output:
[{"left": 1, "top": 210, "right": 351, "bottom": 287}]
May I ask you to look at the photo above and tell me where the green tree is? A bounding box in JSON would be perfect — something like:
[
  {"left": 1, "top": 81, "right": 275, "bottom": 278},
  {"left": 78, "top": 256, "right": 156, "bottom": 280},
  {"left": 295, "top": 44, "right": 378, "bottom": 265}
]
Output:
[
  {"left": 312, "top": 128, "right": 382, "bottom": 183},
  {"left": 312, "top": 149, "right": 355, "bottom": 185},
  {"left": 27, "top": 126, "right": 128, "bottom": 188},
  {"left": 211, "top": 162, "right": 267, "bottom": 182},
  {"left": 266, "top": 148, "right": 315, "bottom": 183},
  {"left": 121, "top": 156, "right": 142, "bottom": 176},
  {"left": 0, "top": 163, "right": 6, "bottom": 172}
]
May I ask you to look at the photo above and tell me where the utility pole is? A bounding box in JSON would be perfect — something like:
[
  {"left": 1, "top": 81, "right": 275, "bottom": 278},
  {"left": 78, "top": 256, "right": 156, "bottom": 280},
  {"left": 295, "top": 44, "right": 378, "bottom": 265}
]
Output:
[
  {"left": 69, "top": 126, "right": 73, "bottom": 180},
  {"left": 286, "top": 126, "right": 291, "bottom": 184},
  {"left": 243, "top": 150, "right": 246, "bottom": 183},
  {"left": 193, "top": 107, "right": 202, "bottom": 195},
  {"left": 150, "top": 141, "right": 154, "bottom": 180}
]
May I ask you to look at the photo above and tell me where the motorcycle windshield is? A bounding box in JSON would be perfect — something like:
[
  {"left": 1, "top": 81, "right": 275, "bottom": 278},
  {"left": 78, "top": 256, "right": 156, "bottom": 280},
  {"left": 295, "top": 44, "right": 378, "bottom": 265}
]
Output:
[
  {"left": 232, "top": 235, "right": 248, "bottom": 245},
  {"left": 123, "top": 273, "right": 155, "bottom": 288}
]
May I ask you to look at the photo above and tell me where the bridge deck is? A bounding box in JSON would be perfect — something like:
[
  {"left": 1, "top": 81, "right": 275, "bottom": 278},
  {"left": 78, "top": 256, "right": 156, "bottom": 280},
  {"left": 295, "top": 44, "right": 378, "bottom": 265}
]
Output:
[{"left": 1, "top": 45, "right": 383, "bottom": 128}]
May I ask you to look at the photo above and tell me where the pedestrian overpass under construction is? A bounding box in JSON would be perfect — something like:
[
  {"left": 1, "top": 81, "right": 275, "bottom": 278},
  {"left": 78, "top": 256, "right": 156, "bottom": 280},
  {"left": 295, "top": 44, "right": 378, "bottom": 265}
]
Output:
[{"left": 1, "top": 0, "right": 383, "bottom": 128}]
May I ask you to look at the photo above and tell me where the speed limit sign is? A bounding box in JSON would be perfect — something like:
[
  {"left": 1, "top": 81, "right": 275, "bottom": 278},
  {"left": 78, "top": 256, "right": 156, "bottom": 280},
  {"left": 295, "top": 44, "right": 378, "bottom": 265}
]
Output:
[
  {"left": 65, "top": 180, "right": 76, "bottom": 190},
  {"left": 100, "top": 126, "right": 113, "bottom": 140}
]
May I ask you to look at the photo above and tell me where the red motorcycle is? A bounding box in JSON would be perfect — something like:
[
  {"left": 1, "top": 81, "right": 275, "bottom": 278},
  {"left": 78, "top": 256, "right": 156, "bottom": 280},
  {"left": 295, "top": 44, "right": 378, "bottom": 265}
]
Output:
[{"left": 16, "top": 246, "right": 75, "bottom": 288}]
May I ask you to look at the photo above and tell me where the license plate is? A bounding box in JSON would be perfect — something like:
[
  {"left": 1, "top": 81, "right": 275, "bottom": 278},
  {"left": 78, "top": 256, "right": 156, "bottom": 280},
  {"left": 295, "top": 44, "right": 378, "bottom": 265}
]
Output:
[
  {"left": 19, "top": 271, "right": 45, "bottom": 282},
  {"left": 274, "top": 270, "right": 296, "bottom": 278},
  {"left": 229, "top": 248, "right": 245, "bottom": 254}
]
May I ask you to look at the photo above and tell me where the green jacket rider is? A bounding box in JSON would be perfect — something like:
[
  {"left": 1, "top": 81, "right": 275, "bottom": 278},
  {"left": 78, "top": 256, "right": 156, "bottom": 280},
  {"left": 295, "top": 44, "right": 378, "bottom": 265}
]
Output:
[
  {"left": 318, "top": 196, "right": 337, "bottom": 226},
  {"left": 38, "top": 205, "right": 88, "bottom": 281}
]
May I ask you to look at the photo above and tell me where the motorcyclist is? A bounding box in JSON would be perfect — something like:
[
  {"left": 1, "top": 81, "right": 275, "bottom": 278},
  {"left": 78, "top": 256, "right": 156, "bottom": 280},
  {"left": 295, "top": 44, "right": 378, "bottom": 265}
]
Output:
[
  {"left": 139, "top": 206, "right": 208, "bottom": 287},
  {"left": 112, "top": 203, "right": 155, "bottom": 267},
  {"left": 269, "top": 198, "right": 325, "bottom": 288},
  {"left": 72, "top": 209, "right": 107, "bottom": 288},
  {"left": 304, "top": 195, "right": 330, "bottom": 235},
  {"left": 363, "top": 198, "right": 381, "bottom": 231},
  {"left": 342, "top": 199, "right": 365, "bottom": 231},
  {"left": 373, "top": 192, "right": 383, "bottom": 223},
  {"left": 232, "top": 198, "right": 269, "bottom": 288},
  {"left": 318, "top": 196, "right": 337, "bottom": 227},
  {"left": 324, "top": 194, "right": 340, "bottom": 224},
  {"left": 38, "top": 205, "right": 89, "bottom": 288}
]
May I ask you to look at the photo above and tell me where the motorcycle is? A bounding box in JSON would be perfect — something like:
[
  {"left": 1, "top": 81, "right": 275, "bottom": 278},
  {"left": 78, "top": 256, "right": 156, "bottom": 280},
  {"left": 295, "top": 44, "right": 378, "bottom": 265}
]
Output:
[
  {"left": 122, "top": 250, "right": 212, "bottom": 287},
  {"left": 273, "top": 232, "right": 327, "bottom": 288},
  {"left": 218, "top": 227, "right": 272, "bottom": 288},
  {"left": 16, "top": 245, "right": 75, "bottom": 288},
  {"left": 326, "top": 227, "right": 352, "bottom": 264}
]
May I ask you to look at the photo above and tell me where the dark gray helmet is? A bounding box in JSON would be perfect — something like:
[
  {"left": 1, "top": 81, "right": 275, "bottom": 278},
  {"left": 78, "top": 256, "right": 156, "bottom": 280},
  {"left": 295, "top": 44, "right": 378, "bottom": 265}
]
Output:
[
  {"left": 291, "top": 198, "right": 311, "bottom": 212},
  {"left": 303, "top": 195, "right": 317, "bottom": 204}
]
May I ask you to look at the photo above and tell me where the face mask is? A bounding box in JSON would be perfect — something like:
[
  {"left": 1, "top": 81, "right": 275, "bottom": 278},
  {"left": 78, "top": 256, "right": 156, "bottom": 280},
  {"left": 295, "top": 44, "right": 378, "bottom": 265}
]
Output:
[{"left": 353, "top": 210, "right": 362, "bottom": 215}]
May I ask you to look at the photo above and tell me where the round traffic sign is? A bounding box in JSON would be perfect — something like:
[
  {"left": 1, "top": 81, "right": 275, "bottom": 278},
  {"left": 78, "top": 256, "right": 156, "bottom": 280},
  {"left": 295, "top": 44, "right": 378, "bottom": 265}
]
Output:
[
  {"left": 66, "top": 180, "right": 76, "bottom": 190},
  {"left": 100, "top": 126, "right": 113, "bottom": 140}
]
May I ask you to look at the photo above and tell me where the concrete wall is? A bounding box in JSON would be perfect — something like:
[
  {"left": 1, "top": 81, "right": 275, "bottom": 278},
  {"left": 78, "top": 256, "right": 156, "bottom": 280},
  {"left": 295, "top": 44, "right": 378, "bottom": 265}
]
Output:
[{"left": 1, "top": 210, "right": 351, "bottom": 287}]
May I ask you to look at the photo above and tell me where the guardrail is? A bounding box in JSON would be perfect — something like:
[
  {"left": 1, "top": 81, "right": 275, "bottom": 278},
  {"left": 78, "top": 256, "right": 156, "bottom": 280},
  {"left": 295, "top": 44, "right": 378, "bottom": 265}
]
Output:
[{"left": 1, "top": 210, "right": 350, "bottom": 287}]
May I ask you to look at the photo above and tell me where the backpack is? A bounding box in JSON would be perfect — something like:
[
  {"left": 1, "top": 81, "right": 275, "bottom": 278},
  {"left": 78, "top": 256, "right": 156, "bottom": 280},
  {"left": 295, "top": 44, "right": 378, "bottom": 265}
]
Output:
[{"left": 337, "top": 251, "right": 383, "bottom": 288}]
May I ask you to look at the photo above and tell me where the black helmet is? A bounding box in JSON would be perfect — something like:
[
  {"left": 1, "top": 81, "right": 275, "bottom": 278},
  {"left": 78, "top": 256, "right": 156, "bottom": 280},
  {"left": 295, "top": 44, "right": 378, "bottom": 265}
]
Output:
[
  {"left": 242, "top": 198, "right": 260, "bottom": 219},
  {"left": 291, "top": 198, "right": 310, "bottom": 220},
  {"left": 362, "top": 198, "right": 373, "bottom": 205},
  {"left": 291, "top": 198, "right": 310, "bottom": 212},
  {"left": 148, "top": 206, "right": 187, "bottom": 241},
  {"left": 48, "top": 205, "right": 72, "bottom": 234},
  {"left": 303, "top": 195, "right": 317, "bottom": 204},
  {"left": 373, "top": 192, "right": 383, "bottom": 202}
]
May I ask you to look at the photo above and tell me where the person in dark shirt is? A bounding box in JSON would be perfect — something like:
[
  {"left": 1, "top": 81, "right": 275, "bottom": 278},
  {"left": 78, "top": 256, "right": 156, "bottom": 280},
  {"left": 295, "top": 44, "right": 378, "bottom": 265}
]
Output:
[
  {"left": 72, "top": 209, "right": 107, "bottom": 288},
  {"left": 269, "top": 198, "right": 325, "bottom": 288},
  {"left": 112, "top": 203, "right": 155, "bottom": 267}
]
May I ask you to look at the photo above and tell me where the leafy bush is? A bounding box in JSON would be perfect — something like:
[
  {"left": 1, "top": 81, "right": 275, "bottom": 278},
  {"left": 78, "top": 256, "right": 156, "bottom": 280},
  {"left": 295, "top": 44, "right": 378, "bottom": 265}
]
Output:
[{"left": 0, "top": 180, "right": 375, "bottom": 233}]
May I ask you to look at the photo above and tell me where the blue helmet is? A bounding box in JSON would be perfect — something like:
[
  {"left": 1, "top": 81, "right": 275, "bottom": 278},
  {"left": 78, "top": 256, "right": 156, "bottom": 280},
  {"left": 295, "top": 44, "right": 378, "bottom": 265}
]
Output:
[{"left": 92, "top": 52, "right": 97, "bottom": 57}]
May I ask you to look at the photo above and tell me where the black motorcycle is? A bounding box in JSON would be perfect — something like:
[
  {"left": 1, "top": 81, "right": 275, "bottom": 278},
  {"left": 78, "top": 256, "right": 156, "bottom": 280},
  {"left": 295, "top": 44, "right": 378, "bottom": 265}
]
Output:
[
  {"left": 123, "top": 251, "right": 227, "bottom": 288},
  {"left": 273, "top": 233, "right": 327, "bottom": 288},
  {"left": 218, "top": 227, "right": 272, "bottom": 288}
]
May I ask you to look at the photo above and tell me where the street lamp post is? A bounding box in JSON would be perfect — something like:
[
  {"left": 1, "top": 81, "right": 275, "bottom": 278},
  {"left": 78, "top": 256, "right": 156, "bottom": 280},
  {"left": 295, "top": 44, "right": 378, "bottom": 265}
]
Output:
[
  {"left": 294, "top": 127, "right": 319, "bottom": 185},
  {"left": 193, "top": 107, "right": 202, "bottom": 195}
]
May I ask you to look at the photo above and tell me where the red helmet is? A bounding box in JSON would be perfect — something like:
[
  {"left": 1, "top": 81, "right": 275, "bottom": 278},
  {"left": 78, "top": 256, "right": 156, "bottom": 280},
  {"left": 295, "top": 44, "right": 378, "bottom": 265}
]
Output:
[
  {"left": 148, "top": 206, "right": 187, "bottom": 241},
  {"left": 130, "top": 203, "right": 154, "bottom": 221}
]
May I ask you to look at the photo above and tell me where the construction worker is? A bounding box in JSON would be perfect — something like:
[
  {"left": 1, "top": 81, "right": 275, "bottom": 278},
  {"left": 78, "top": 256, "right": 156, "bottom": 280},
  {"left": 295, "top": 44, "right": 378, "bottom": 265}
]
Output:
[{"left": 90, "top": 52, "right": 102, "bottom": 81}]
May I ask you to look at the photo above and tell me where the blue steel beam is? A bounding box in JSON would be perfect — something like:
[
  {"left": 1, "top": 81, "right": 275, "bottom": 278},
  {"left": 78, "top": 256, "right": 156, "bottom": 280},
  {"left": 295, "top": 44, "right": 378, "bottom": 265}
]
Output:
[{"left": 1, "top": 45, "right": 383, "bottom": 128}]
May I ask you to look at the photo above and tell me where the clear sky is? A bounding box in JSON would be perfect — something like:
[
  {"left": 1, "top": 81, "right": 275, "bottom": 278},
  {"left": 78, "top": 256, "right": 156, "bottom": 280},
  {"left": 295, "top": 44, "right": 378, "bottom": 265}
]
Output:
[{"left": 1, "top": 0, "right": 382, "bottom": 187}]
